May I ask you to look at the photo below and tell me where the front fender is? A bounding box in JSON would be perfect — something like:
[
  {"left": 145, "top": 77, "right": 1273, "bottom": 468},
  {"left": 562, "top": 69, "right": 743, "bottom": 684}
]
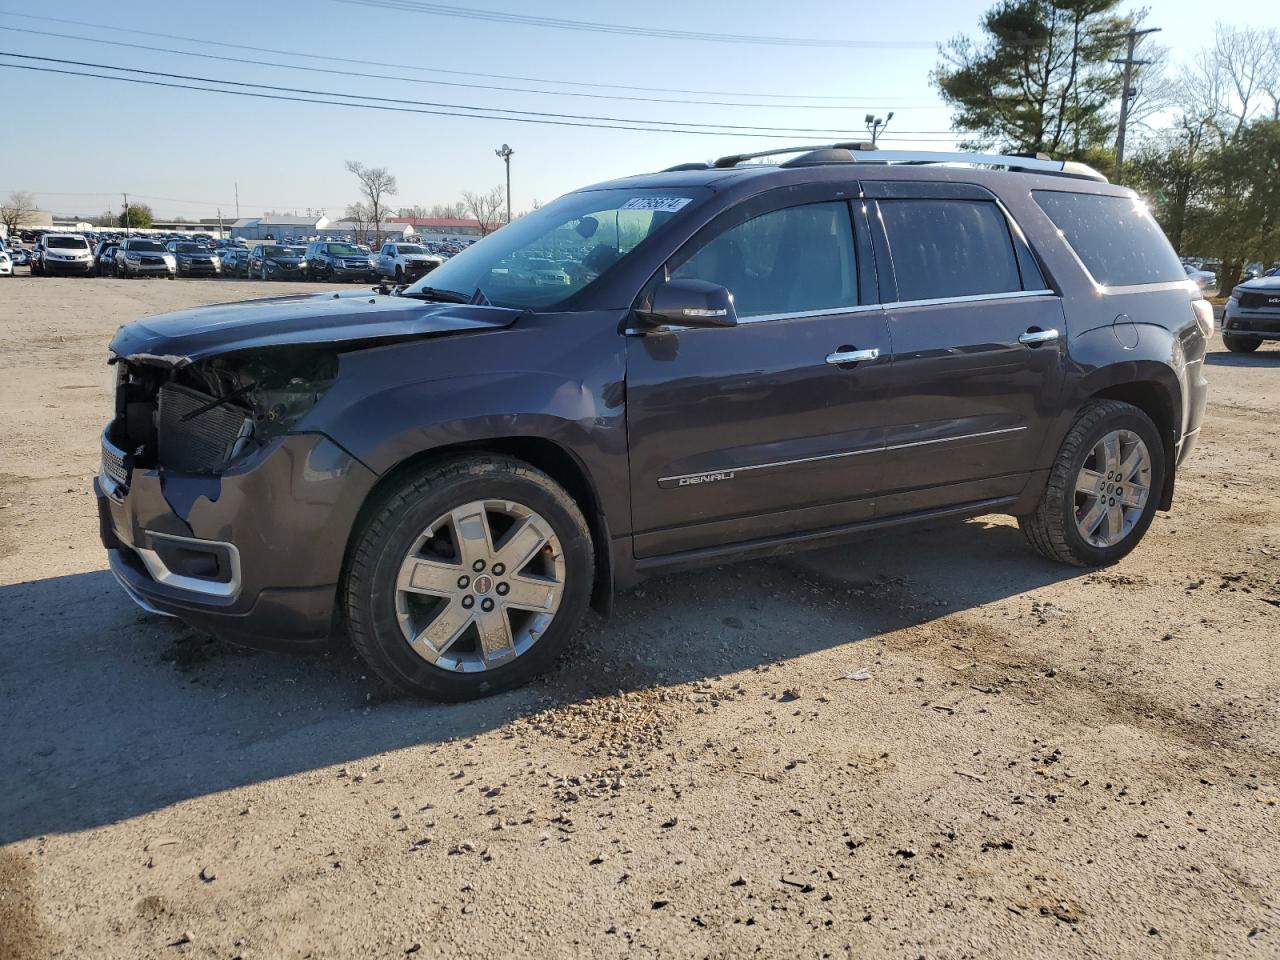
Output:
[{"left": 302, "top": 313, "right": 631, "bottom": 532}]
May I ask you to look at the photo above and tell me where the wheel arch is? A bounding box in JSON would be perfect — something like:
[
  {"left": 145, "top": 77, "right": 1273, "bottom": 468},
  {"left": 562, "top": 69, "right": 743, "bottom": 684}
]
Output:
[
  {"left": 1084, "top": 371, "right": 1180, "bottom": 511},
  {"left": 343, "top": 435, "right": 614, "bottom": 618}
]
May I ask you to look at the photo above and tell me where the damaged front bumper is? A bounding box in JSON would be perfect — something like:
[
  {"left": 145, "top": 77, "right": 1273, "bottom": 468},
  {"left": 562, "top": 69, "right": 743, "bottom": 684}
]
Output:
[{"left": 96, "top": 424, "right": 377, "bottom": 649}]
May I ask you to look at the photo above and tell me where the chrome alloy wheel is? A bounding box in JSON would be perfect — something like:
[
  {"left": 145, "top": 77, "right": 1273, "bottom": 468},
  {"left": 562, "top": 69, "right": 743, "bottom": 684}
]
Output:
[
  {"left": 1073, "top": 429, "right": 1152, "bottom": 548},
  {"left": 394, "top": 500, "right": 565, "bottom": 672}
]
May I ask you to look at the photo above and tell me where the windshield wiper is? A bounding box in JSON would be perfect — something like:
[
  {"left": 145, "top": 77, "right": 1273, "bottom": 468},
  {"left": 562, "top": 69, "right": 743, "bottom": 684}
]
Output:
[{"left": 401, "top": 286, "right": 470, "bottom": 303}]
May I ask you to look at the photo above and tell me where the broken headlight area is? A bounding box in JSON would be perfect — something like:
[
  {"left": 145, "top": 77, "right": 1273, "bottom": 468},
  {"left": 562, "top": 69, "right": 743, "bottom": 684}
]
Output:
[{"left": 110, "top": 346, "right": 338, "bottom": 474}]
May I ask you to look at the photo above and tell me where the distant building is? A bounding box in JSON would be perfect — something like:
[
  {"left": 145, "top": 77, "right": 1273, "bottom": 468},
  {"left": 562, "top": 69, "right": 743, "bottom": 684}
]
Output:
[
  {"left": 230, "top": 215, "right": 329, "bottom": 242},
  {"left": 387, "top": 217, "right": 488, "bottom": 238}
]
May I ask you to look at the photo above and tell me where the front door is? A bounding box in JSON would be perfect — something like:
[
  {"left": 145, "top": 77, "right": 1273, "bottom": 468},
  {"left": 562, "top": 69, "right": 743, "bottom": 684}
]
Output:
[
  {"left": 864, "top": 185, "right": 1067, "bottom": 515},
  {"left": 626, "top": 197, "right": 892, "bottom": 558}
]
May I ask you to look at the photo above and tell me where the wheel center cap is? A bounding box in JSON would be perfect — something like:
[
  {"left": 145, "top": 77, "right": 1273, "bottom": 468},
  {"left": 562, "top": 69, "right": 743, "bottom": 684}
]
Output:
[{"left": 473, "top": 575, "right": 494, "bottom": 595}]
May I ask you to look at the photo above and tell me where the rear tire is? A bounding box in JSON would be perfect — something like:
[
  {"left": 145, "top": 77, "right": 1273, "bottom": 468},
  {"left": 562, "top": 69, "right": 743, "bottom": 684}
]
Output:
[
  {"left": 1018, "top": 399, "right": 1165, "bottom": 567},
  {"left": 1223, "top": 334, "right": 1261, "bottom": 353},
  {"left": 345, "top": 455, "right": 594, "bottom": 701}
]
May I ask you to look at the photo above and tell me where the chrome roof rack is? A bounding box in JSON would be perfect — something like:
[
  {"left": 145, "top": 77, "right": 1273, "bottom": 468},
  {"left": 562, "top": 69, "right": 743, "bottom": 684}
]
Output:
[{"left": 662, "top": 143, "right": 1107, "bottom": 183}]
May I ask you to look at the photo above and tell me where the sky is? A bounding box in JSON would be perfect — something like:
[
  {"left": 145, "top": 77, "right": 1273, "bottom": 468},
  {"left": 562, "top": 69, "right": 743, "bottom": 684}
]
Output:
[{"left": 0, "top": 0, "right": 1267, "bottom": 221}]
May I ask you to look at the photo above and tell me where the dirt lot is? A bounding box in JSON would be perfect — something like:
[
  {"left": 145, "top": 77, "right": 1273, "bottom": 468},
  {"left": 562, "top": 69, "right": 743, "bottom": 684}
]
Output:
[{"left": 1, "top": 276, "right": 1277, "bottom": 959}]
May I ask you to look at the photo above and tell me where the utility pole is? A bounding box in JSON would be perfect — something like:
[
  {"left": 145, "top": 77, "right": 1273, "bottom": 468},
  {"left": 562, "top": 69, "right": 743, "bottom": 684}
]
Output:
[
  {"left": 1112, "top": 26, "right": 1161, "bottom": 178},
  {"left": 234, "top": 181, "right": 240, "bottom": 221},
  {"left": 864, "top": 112, "right": 893, "bottom": 146},
  {"left": 123, "top": 192, "right": 130, "bottom": 237},
  {"left": 217, "top": 207, "right": 224, "bottom": 241},
  {"left": 495, "top": 143, "right": 513, "bottom": 224}
]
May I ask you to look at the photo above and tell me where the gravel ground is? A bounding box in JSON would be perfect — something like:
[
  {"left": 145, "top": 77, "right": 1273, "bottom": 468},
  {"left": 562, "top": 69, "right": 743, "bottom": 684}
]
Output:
[{"left": 1, "top": 276, "right": 1278, "bottom": 960}]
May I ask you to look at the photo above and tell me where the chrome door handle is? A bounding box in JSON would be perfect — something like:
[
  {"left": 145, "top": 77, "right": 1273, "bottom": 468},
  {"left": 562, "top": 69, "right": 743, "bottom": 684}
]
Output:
[
  {"left": 1018, "top": 328, "right": 1059, "bottom": 345},
  {"left": 826, "top": 347, "right": 880, "bottom": 365}
]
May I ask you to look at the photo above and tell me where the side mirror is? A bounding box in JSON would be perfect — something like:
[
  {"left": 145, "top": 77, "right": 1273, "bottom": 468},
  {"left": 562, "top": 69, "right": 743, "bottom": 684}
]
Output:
[{"left": 640, "top": 277, "right": 738, "bottom": 328}]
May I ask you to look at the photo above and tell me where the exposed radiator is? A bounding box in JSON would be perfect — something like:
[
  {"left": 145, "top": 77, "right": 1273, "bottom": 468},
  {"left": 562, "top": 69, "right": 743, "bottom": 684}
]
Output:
[{"left": 157, "top": 383, "right": 252, "bottom": 473}]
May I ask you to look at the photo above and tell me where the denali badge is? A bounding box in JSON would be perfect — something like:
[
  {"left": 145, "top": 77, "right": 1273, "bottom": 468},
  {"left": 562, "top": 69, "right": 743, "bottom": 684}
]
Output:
[{"left": 658, "top": 470, "right": 736, "bottom": 489}]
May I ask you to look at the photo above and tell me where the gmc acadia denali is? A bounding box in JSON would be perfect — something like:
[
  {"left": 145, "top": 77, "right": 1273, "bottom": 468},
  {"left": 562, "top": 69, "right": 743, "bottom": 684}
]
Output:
[{"left": 96, "top": 145, "right": 1211, "bottom": 700}]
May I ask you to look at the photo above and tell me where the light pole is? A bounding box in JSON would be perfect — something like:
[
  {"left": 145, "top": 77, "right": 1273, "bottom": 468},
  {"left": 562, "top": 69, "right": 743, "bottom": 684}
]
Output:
[
  {"left": 495, "top": 143, "right": 513, "bottom": 225},
  {"left": 864, "top": 112, "right": 894, "bottom": 146}
]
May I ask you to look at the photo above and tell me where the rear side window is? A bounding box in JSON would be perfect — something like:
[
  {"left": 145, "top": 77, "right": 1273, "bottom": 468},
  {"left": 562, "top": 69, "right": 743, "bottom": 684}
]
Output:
[
  {"left": 1033, "top": 191, "right": 1185, "bottom": 287},
  {"left": 672, "top": 201, "right": 858, "bottom": 318},
  {"left": 878, "top": 199, "right": 1022, "bottom": 302}
]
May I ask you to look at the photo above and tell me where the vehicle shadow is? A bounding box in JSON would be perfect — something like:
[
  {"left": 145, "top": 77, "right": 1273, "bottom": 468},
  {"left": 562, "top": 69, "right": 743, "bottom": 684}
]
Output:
[
  {"left": 0, "top": 516, "right": 1080, "bottom": 844},
  {"left": 1204, "top": 346, "right": 1279, "bottom": 367}
]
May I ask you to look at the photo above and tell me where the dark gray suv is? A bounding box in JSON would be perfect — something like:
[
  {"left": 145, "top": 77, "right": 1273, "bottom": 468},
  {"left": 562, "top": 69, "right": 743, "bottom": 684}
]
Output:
[{"left": 96, "top": 145, "right": 1211, "bottom": 700}]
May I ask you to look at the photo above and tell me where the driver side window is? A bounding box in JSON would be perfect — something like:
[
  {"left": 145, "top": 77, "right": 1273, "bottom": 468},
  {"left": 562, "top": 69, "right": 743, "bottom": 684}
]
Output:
[{"left": 671, "top": 201, "right": 858, "bottom": 318}]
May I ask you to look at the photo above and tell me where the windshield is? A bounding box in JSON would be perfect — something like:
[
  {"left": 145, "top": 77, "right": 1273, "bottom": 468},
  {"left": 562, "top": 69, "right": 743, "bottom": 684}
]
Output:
[
  {"left": 125, "top": 240, "right": 166, "bottom": 252},
  {"left": 48, "top": 236, "right": 89, "bottom": 250},
  {"left": 324, "top": 243, "right": 361, "bottom": 255},
  {"left": 264, "top": 246, "right": 303, "bottom": 257},
  {"left": 404, "top": 188, "right": 705, "bottom": 309},
  {"left": 396, "top": 245, "right": 429, "bottom": 255},
  {"left": 174, "top": 243, "right": 205, "bottom": 253}
]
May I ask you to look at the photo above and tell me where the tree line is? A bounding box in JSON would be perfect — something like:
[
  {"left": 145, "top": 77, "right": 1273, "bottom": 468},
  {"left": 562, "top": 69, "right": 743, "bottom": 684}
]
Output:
[{"left": 935, "top": 1, "right": 1280, "bottom": 291}]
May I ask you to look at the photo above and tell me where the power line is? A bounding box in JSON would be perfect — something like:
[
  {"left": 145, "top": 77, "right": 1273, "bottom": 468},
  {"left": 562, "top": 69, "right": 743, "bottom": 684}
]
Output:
[
  {"left": 0, "top": 52, "right": 961, "bottom": 138},
  {"left": 0, "top": 59, "right": 963, "bottom": 141},
  {"left": 333, "top": 0, "right": 938, "bottom": 49},
  {"left": 0, "top": 12, "right": 940, "bottom": 102},
  {"left": 0, "top": 24, "right": 941, "bottom": 112}
]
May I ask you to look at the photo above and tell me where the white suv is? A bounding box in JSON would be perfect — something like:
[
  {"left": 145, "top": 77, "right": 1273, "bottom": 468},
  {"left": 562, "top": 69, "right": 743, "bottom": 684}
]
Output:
[
  {"left": 34, "top": 233, "right": 94, "bottom": 276},
  {"left": 375, "top": 242, "right": 442, "bottom": 284}
]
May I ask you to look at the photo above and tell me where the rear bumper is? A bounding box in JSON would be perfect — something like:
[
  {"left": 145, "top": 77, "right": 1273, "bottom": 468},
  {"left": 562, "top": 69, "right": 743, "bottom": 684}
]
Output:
[{"left": 96, "top": 429, "right": 378, "bottom": 649}]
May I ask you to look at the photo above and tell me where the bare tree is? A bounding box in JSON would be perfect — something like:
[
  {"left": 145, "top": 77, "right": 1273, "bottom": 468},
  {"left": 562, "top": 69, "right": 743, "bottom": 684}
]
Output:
[
  {"left": 343, "top": 201, "right": 373, "bottom": 247},
  {"left": 461, "top": 187, "right": 507, "bottom": 236},
  {"left": 1184, "top": 24, "right": 1280, "bottom": 143},
  {"left": 1, "top": 190, "right": 38, "bottom": 238},
  {"left": 344, "top": 161, "right": 397, "bottom": 246}
]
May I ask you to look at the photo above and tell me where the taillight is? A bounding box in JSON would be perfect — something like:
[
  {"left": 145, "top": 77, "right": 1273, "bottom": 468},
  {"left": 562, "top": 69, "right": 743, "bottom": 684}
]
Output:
[{"left": 1190, "top": 299, "right": 1215, "bottom": 339}]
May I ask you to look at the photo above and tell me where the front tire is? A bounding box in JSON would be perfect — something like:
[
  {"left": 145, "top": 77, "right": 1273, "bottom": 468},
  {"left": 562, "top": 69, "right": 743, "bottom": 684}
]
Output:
[
  {"left": 1223, "top": 334, "right": 1261, "bottom": 353},
  {"left": 1018, "top": 399, "right": 1165, "bottom": 567},
  {"left": 345, "top": 455, "right": 594, "bottom": 701}
]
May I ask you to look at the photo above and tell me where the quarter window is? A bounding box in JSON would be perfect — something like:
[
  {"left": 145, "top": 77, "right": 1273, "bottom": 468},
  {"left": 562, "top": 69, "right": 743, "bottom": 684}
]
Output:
[
  {"left": 1033, "top": 190, "right": 1185, "bottom": 287},
  {"left": 878, "top": 199, "right": 1023, "bottom": 302},
  {"left": 672, "top": 201, "right": 858, "bottom": 318}
]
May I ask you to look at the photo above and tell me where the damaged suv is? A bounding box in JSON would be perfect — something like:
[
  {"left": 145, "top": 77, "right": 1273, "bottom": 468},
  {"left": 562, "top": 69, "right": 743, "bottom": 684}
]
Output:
[{"left": 98, "top": 145, "right": 1210, "bottom": 700}]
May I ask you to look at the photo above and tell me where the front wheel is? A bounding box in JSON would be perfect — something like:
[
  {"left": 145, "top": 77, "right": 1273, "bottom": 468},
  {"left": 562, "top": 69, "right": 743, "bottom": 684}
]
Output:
[
  {"left": 345, "top": 456, "right": 594, "bottom": 700},
  {"left": 1223, "top": 334, "right": 1261, "bottom": 353},
  {"left": 1018, "top": 399, "right": 1165, "bottom": 567}
]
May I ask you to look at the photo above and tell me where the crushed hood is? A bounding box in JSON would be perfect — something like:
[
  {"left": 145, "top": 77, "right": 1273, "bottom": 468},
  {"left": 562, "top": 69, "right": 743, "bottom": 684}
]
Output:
[{"left": 109, "top": 290, "right": 523, "bottom": 365}]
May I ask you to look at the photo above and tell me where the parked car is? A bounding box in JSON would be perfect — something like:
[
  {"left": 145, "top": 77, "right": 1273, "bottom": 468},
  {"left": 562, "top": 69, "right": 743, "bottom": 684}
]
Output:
[
  {"left": 0, "top": 246, "right": 11, "bottom": 277},
  {"left": 93, "top": 240, "right": 120, "bottom": 276},
  {"left": 1243, "top": 262, "right": 1266, "bottom": 281},
  {"left": 1222, "top": 271, "right": 1280, "bottom": 352},
  {"left": 305, "top": 241, "right": 377, "bottom": 282},
  {"left": 375, "top": 242, "right": 442, "bottom": 284},
  {"left": 166, "top": 240, "right": 222, "bottom": 277},
  {"left": 1183, "top": 263, "right": 1218, "bottom": 296},
  {"left": 10, "top": 247, "right": 30, "bottom": 267},
  {"left": 218, "top": 246, "right": 250, "bottom": 278},
  {"left": 96, "top": 144, "right": 1210, "bottom": 700},
  {"left": 32, "top": 233, "right": 94, "bottom": 276},
  {"left": 247, "top": 244, "right": 308, "bottom": 280},
  {"left": 115, "top": 238, "right": 176, "bottom": 279}
]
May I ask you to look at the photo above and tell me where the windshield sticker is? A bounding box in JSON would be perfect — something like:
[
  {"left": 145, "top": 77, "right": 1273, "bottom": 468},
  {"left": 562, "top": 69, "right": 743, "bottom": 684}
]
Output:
[{"left": 621, "top": 197, "right": 692, "bottom": 213}]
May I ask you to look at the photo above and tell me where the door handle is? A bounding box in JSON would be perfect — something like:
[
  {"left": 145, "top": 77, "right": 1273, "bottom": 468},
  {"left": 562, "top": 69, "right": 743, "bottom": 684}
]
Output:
[
  {"left": 1018, "top": 328, "right": 1059, "bottom": 346},
  {"left": 826, "top": 347, "right": 880, "bottom": 366}
]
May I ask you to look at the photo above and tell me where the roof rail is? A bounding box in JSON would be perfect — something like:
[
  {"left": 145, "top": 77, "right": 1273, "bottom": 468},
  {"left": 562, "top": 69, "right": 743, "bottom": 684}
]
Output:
[
  {"left": 711, "top": 141, "right": 876, "bottom": 169},
  {"left": 663, "top": 144, "right": 1107, "bottom": 182}
]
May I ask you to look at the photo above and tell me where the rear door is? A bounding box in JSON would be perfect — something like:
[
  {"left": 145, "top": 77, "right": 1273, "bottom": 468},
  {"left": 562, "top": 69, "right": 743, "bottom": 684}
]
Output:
[
  {"left": 625, "top": 190, "right": 892, "bottom": 558},
  {"left": 864, "top": 182, "right": 1067, "bottom": 515}
]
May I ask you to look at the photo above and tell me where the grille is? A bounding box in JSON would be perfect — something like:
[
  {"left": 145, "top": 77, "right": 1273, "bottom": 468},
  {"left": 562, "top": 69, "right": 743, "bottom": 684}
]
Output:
[
  {"left": 157, "top": 384, "right": 252, "bottom": 473},
  {"left": 100, "top": 432, "right": 129, "bottom": 488},
  {"left": 1239, "top": 291, "right": 1280, "bottom": 310}
]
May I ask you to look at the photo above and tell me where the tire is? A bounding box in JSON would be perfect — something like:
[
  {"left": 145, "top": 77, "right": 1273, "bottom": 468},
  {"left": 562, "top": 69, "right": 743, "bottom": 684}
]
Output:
[
  {"left": 345, "top": 455, "right": 594, "bottom": 700},
  {"left": 1018, "top": 399, "right": 1165, "bottom": 567},
  {"left": 1223, "top": 334, "right": 1261, "bottom": 353}
]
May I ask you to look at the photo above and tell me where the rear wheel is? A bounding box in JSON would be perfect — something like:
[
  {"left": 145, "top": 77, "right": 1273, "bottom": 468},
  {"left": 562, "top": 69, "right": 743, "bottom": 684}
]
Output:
[
  {"left": 1018, "top": 399, "right": 1165, "bottom": 567},
  {"left": 1223, "top": 334, "right": 1261, "bottom": 353},
  {"left": 345, "top": 455, "right": 594, "bottom": 700}
]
